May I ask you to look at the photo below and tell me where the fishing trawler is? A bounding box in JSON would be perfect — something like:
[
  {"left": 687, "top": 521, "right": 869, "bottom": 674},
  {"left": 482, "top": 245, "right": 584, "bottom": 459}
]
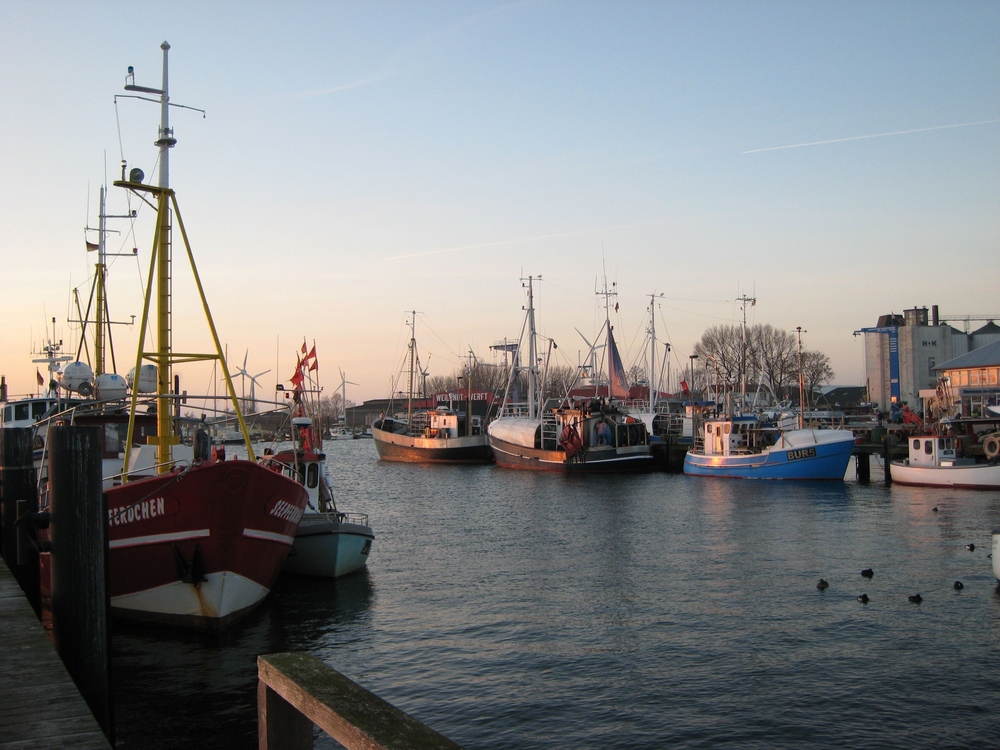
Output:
[
  {"left": 89, "top": 44, "right": 308, "bottom": 631},
  {"left": 371, "top": 312, "right": 492, "bottom": 463},
  {"left": 890, "top": 432, "right": 1000, "bottom": 489},
  {"left": 265, "top": 346, "right": 374, "bottom": 577},
  {"left": 683, "top": 316, "right": 856, "bottom": 480},
  {"left": 487, "top": 276, "right": 654, "bottom": 472}
]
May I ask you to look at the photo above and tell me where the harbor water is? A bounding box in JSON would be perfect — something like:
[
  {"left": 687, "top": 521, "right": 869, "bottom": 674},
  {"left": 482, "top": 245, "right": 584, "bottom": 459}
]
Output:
[{"left": 113, "top": 440, "right": 1000, "bottom": 748}]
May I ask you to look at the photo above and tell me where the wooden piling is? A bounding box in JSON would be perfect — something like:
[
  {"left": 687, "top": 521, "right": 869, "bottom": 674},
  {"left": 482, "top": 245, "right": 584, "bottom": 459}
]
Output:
[
  {"left": 0, "top": 427, "right": 39, "bottom": 612},
  {"left": 47, "top": 424, "right": 114, "bottom": 744},
  {"left": 855, "top": 451, "right": 870, "bottom": 483}
]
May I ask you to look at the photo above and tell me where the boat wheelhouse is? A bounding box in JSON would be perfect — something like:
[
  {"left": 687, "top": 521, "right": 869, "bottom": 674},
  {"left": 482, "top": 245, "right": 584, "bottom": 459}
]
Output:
[{"left": 890, "top": 433, "right": 1000, "bottom": 490}]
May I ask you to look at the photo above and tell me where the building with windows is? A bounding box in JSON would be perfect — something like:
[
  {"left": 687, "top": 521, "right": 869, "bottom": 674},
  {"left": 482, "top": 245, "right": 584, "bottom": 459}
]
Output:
[
  {"left": 932, "top": 339, "right": 1000, "bottom": 418},
  {"left": 859, "top": 306, "right": 999, "bottom": 419}
]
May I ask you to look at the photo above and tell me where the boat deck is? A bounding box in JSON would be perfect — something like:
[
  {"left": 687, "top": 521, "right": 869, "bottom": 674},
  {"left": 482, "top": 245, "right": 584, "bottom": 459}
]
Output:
[{"left": 0, "top": 558, "right": 111, "bottom": 749}]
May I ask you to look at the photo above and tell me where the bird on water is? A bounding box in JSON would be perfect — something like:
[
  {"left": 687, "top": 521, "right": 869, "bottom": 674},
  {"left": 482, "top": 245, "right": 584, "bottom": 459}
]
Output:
[
  {"left": 861, "top": 568, "right": 874, "bottom": 579},
  {"left": 858, "top": 594, "right": 869, "bottom": 604},
  {"left": 908, "top": 594, "right": 923, "bottom": 604},
  {"left": 966, "top": 543, "right": 975, "bottom": 551},
  {"left": 817, "top": 579, "right": 829, "bottom": 590},
  {"left": 954, "top": 581, "right": 964, "bottom": 590}
]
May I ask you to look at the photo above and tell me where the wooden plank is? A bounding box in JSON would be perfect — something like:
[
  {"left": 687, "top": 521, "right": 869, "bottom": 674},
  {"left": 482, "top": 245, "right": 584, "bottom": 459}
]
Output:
[
  {"left": 258, "top": 652, "right": 463, "bottom": 750},
  {"left": 0, "top": 559, "right": 111, "bottom": 750}
]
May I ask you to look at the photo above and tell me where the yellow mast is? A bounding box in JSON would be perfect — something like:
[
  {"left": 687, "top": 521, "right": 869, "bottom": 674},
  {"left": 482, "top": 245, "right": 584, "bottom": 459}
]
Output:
[{"left": 117, "top": 43, "right": 253, "bottom": 480}]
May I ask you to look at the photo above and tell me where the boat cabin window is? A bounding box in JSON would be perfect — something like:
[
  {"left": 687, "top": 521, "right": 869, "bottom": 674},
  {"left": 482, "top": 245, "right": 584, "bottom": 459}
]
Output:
[
  {"left": 2, "top": 405, "right": 10, "bottom": 422},
  {"left": 32, "top": 401, "right": 51, "bottom": 419},
  {"left": 306, "top": 463, "right": 319, "bottom": 489},
  {"left": 924, "top": 440, "right": 933, "bottom": 455},
  {"left": 14, "top": 403, "right": 30, "bottom": 421},
  {"left": 724, "top": 423, "right": 731, "bottom": 434},
  {"left": 912, "top": 439, "right": 920, "bottom": 450}
]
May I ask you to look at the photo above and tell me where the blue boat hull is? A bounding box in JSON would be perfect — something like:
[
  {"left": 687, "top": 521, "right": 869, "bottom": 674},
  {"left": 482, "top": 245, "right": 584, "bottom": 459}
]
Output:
[{"left": 683, "top": 438, "right": 855, "bottom": 480}]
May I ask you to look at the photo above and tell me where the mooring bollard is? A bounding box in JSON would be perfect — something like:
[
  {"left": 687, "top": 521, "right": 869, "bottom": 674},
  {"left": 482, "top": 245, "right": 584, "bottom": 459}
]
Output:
[{"left": 47, "top": 424, "right": 114, "bottom": 745}]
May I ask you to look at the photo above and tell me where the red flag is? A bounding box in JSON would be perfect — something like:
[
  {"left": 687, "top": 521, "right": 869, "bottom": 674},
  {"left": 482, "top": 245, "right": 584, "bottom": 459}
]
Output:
[
  {"left": 290, "top": 359, "right": 305, "bottom": 389},
  {"left": 614, "top": 302, "right": 619, "bottom": 313},
  {"left": 308, "top": 358, "right": 318, "bottom": 372},
  {"left": 37, "top": 369, "right": 45, "bottom": 386},
  {"left": 680, "top": 379, "right": 690, "bottom": 395},
  {"left": 86, "top": 241, "right": 99, "bottom": 252},
  {"left": 301, "top": 340, "right": 308, "bottom": 355}
]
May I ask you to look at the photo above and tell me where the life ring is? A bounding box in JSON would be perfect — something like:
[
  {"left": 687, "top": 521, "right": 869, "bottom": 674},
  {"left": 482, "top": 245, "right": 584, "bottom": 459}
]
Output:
[
  {"left": 559, "top": 423, "right": 584, "bottom": 457},
  {"left": 984, "top": 434, "right": 1000, "bottom": 460}
]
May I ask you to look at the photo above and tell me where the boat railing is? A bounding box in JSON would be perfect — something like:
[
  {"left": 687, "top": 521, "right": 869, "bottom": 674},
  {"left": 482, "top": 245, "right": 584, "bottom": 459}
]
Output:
[
  {"left": 339, "top": 512, "right": 370, "bottom": 527},
  {"left": 104, "top": 458, "right": 192, "bottom": 485},
  {"left": 496, "top": 403, "right": 532, "bottom": 419}
]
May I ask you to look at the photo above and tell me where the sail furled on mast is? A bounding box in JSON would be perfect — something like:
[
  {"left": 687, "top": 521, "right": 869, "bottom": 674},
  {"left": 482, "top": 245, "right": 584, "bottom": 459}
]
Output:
[{"left": 607, "top": 327, "right": 629, "bottom": 399}]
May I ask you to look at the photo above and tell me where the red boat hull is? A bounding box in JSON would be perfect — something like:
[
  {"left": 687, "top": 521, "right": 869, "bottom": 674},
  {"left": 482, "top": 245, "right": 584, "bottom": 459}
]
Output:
[{"left": 104, "top": 459, "right": 308, "bottom": 631}]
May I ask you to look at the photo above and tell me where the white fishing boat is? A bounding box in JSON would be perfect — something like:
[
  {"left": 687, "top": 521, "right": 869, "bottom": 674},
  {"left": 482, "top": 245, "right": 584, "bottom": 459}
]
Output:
[
  {"left": 267, "top": 347, "right": 373, "bottom": 577},
  {"left": 890, "top": 433, "right": 1000, "bottom": 490},
  {"left": 372, "top": 312, "right": 492, "bottom": 464},
  {"left": 487, "top": 276, "right": 654, "bottom": 473}
]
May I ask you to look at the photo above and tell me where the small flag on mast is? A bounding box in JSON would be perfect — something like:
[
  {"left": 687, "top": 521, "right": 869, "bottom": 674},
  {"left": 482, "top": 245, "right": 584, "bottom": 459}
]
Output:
[{"left": 37, "top": 369, "right": 45, "bottom": 386}]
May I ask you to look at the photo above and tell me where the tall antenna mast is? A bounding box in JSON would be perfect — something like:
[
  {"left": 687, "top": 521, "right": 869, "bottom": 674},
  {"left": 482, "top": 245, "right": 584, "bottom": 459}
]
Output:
[{"left": 736, "top": 293, "right": 756, "bottom": 412}]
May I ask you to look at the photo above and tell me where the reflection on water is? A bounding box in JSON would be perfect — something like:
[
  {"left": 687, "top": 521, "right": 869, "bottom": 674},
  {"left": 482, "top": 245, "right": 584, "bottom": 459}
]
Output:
[{"left": 114, "top": 440, "right": 1000, "bottom": 749}]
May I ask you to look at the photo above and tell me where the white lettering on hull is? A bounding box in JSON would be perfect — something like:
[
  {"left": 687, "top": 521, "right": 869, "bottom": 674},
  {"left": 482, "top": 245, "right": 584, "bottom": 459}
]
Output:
[{"left": 108, "top": 497, "right": 166, "bottom": 527}]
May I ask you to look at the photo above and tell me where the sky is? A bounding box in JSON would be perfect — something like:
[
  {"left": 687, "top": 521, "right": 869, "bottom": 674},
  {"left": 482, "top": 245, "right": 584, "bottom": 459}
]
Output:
[{"left": 1, "top": 1, "right": 997, "bottom": 405}]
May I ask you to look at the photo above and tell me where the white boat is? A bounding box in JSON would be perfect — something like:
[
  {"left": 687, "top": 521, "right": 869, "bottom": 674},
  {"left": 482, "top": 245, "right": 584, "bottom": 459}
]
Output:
[
  {"left": 372, "top": 312, "right": 492, "bottom": 464},
  {"left": 487, "top": 276, "right": 654, "bottom": 473},
  {"left": 267, "top": 347, "right": 373, "bottom": 578},
  {"left": 993, "top": 530, "right": 1000, "bottom": 582},
  {"left": 890, "top": 433, "right": 1000, "bottom": 490}
]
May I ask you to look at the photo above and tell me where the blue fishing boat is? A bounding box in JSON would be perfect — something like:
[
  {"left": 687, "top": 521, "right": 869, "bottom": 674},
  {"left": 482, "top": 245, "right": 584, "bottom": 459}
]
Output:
[{"left": 683, "top": 413, "right": 856, "bottom": 479}]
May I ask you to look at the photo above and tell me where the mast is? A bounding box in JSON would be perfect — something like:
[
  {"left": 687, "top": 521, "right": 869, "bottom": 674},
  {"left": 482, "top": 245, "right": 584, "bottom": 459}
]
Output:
[
  {"left": 647, "top": 292, "right": 664, "bottom": 412},
  {"left": 525, "top": 276, "right": 537, "bottom": 420},
  {"left": 407, "top": 311, "right": 416, "bottom": 427},
  {"left": 118, "top": 42, "right": 252, "bottom": 477},
  {"left": 94, "top": 187, "right": 107, "bottom": 375},
  {"left": 737, "top": 293, "right": 755, "bottom": 414},
  {"left": 796, "top": 326, "right": 806, "bottom": 430}
]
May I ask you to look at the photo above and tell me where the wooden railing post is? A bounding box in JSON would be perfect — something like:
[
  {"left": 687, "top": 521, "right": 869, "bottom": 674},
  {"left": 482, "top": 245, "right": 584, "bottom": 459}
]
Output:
[
  {"left": 258, "top": 675, "right": 313, "bottom": 749},
  {"left": 258, "top": 652, "right": 462, "bottom": 750}
]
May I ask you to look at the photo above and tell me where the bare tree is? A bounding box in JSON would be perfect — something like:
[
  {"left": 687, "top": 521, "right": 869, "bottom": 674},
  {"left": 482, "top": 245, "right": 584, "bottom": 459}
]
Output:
[
  {"left": 694, "top": 323, "right": 831, "bottom": 403},
  {"left": 801, "top": 350, "right": 835, "bottom": 401}
]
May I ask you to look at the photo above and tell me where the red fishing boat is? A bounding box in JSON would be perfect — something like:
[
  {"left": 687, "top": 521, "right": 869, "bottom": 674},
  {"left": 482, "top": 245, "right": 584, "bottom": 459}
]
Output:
[{"left": 98, "top": 43, "right": 308, "bottom": 630}]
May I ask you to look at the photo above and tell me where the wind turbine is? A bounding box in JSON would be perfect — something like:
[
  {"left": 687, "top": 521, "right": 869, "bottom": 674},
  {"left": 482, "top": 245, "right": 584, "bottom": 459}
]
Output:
[
  {"left": 338, "top": 367, "right": 359, "bottom": 427},
  {"left": 229, "top": 350, "right": 270, "bottom": 413},
  {"left": 418, "top": 354, "right": 432, "bottom": 398}
]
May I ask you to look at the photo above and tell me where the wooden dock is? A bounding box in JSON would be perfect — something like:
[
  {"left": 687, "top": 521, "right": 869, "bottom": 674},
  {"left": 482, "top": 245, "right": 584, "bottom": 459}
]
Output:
[{"left": 0, "top": 558, "right": 111, "bottom": 749}]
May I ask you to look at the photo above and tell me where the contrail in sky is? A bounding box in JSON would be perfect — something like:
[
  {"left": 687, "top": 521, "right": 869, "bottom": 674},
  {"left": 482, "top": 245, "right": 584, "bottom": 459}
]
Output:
[
  {"left": 384, "top": 220, "right": 668, "bottom": 260},
  {"left": 743, "top": 119, "right": 1000, "bottom": 154}
]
